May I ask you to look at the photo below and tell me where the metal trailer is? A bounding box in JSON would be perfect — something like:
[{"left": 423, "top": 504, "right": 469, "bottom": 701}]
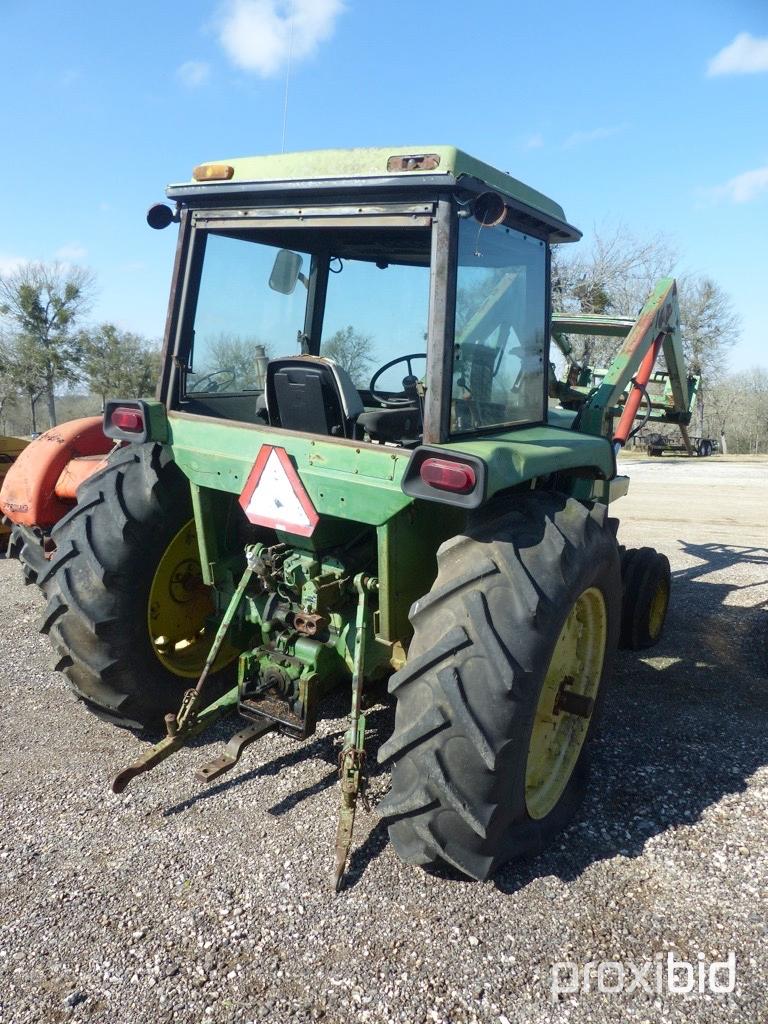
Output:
[{"left": 639, "top": 430, "right": 717, "bottom": 457}]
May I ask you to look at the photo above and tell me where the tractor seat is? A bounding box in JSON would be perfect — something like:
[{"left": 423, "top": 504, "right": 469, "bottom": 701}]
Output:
[
  {"left": 356, "top": 406, "right": 421, "bottom": 443},
  {"left": 265, "top": 356, "right": 364, "bottom": 439}
]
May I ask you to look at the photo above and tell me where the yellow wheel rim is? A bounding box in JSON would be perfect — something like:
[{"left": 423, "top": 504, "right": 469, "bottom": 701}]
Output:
[
  {"left": 525, "top": 587, "right": 607, "bottom": 820},
  {"left": 648, "top": 578, "right": 669, "bottom": 639},
  {"left": 147, "top": 519, "right": 237, "bottom": 678}
]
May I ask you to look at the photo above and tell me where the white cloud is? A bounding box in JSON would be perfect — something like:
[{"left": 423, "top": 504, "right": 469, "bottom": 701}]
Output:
[
  {"left": 0, "top": 254, "right": 25, "bottom": 277},
  {"left": 54, "top": 243, "right": 88, "bottom": 263},
  {"left": 216, "top": 0, "right": 345, "bottom": 78},
  {"left": 708, "top": 163, "right": 768, "bottom": 203},
  {"left": 562, "top": 123, "right": 628, "bottom": 149},
  {"left": 707, "top": 32, "right": 768, "bottom": 76},
  {"left": 177, "top": 60, "right": 211, "bottom": 88},
  {"left": 523, "top": 133, "right": 544, "bottom": 150}
]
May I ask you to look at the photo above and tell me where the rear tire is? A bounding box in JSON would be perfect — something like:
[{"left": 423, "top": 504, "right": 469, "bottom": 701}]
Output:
[
  {"left": 39, "top": 443, "right": 232, "bottom": 729},
  {"left": 377, "top": 492, "right": 621, "bottom": 881},
  {"left": 5, "top": 522, "right": 49, "bottom": 585}
]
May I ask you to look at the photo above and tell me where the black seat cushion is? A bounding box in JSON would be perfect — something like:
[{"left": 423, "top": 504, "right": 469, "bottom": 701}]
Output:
[
  {"left": 266, "top": 357, "right": 363, "bottom": 438},
  {"left": 356, "top": 406, "right": 420, "bottom": 443}
]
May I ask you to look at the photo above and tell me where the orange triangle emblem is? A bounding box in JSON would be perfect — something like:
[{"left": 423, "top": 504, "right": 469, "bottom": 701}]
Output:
[{"left": 238, "top": 445, "right": 319, "bottom": 537}]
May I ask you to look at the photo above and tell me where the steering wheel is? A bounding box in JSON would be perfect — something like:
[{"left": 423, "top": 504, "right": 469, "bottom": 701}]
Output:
[
  {"left": 187, "top": 368, "right": 237, "bottom": 394},
  {"left": 369, "top": 353, "right": 426, "bottom": 407}
]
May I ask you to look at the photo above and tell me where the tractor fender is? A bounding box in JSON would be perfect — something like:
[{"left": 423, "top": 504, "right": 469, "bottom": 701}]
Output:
[
  {"left": 0, "top": 417, "right": 113, "bottom": 529},
  {"left": 0, "top": 435, "right": 30, "bottom": 549}
]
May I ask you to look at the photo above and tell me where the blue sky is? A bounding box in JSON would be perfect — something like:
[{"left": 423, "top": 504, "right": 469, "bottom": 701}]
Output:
[{"left": 1, "top": 0, "right": 766, "bottom": 371}]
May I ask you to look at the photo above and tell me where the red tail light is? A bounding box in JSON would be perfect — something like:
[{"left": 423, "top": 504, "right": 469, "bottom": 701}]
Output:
[
  {"left": 111, "top": 407, "right": 144, "bottom": 432},
  {"left": 420, "top": 458, "right": 476, "bottom": 494}
]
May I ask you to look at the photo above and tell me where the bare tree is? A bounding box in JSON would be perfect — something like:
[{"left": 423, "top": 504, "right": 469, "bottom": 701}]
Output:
[
  {"left": 705, "top": 369, "right": 768, "bottom": 454},
  {"left": 199, "top": 334, "right": 272, "bottom": 391},
  {"left": 553, "top": 227, "right": 740, "bottom": 429},
  {"left": 0, "top": 262, "right": 94, "bottom": 427},
  {"left": 676, "top": 276, "right": 739, "bottom": 433},
  {"left": 321, "top": 326, "right": 373, "bottom": 387},
  {"left": 705, "top": 377, "right": 739, "bottom": 454},
  {"left": 552, "top": 225, "right": 676, "bottom": 366}
]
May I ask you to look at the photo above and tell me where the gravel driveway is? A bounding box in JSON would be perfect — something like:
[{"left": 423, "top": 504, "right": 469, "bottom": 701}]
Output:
[{"left": 1, "top": 457, "right": 766, "bottom": 1024}]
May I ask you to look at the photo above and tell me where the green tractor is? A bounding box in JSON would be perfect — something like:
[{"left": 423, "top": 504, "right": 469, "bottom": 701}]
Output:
[{"left": 1, "top": 147, "right": 691, "bottom": 887}]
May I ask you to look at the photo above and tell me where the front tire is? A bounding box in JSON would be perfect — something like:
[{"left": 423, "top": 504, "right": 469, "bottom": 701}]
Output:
[
  {"left": 39, "top": 443, "right": 234, "bottom": 729},
  {"left": 377, "top": 492, "right": 621, "bottom": 881},
  {"left": 619, "top": 546, "right": 671, "bottom": 649}
]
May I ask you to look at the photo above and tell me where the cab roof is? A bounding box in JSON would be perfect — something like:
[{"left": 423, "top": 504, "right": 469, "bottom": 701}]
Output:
[{"left": 167, "top": 145, "right": 581, "bottom": 243}]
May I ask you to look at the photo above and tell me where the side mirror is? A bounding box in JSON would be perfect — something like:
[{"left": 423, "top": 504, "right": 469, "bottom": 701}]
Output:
[
  {"left": 146, "top": 203, "right": 175, "bottom": 230},
  {"left": 269, "top": 250, "right": 303, "bottom": 294}
]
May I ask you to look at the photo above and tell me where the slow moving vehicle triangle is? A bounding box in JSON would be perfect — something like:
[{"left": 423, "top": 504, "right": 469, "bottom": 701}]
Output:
[{"left": 238, "top": 445, "right": 319, "bottom": 537}]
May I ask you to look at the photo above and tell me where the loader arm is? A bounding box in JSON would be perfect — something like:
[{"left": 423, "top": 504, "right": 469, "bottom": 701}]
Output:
[{"left": 553, "top": 278, "right": 692, "bottom": 445}]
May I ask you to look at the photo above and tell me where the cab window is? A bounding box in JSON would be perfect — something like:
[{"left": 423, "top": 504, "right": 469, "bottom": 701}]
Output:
[
  {"left": 451, "top": 220, "right": 546, "bottom": 434},
  {"left": 187, "top": 232, "right": 311, "bottom": 395}
]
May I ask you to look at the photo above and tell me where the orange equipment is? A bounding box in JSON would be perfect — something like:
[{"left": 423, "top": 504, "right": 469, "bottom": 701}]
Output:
[{"left": 0, "top": 418, "right": 112, "bottom": 529}]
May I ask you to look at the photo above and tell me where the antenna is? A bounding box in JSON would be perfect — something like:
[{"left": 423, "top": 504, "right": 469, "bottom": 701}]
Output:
[{"left": 281, "top": 3, "right": 295, "bottom": 153}]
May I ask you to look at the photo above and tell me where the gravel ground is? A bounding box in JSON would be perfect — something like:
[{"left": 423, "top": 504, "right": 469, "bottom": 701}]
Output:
[{"left": 1, "top": 457, "right": 767, "bottom": 1024}]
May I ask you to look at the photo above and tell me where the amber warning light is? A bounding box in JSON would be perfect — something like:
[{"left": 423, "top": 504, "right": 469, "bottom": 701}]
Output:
[
  {"left": 193, "top": 163, "right": 235, "bottom": 182},
  {"left": 387, "top": 153, "right": 441, "bottom": 173}
]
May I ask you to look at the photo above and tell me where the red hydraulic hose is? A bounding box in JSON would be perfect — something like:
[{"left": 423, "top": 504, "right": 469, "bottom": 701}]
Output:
[{"left": 613, "top": 332, "right": 665, "bottom": 448}]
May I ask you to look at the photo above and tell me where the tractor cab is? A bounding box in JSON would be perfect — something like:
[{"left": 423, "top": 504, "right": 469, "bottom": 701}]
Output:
[{"left": 154, "top": 146, "right": 581, "bottom": 449}]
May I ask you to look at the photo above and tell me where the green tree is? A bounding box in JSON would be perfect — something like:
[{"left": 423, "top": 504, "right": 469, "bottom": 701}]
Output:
[
  {"left": 0, "top": 331, "right": 49, "bottom": 433},
  {"left": 195, "top": 334, "right": 271, "bottom": 391},
  {"left": 0, "top": 262, "right": 94, "bottom": 427},
  {"left": 0, "top": 335, "right": 18, "bottom": 428},
  {"left": 79, "top": 323, "right": 162, "bottom": 405},
  {"left": 321, "top": 325, "right": 372, "bottom": 386}
]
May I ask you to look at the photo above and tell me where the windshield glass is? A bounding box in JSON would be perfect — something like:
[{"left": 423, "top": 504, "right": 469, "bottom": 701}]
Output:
[
  {"left": 185, "top": 226, "right": 430, "bottom": 399},
  {"left": 187, "top": 232, "right": 311, "bottom": 394},
  {"left": 451, "top": 219, "right": 546, "bottom": 434},
  {"left": 321, "top": 258, "right": 429, "bottom": 392}
]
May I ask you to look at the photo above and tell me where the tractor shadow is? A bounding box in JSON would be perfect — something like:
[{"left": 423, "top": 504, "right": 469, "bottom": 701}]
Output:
[
  {"left": 492, "top": 539, "right": 768, "bottom": 894},
  {"left": 160, "top": 695, "right": 397, "bottom": 887},
  {"left": 161, "top": 728, "right": 345, "bottom": 818},
  {"left": 161, "top": 693, "right": 396, "bottom": 828}
]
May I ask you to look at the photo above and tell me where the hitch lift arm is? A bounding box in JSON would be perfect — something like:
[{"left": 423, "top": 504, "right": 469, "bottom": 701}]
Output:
[
  {"left": 333, "top": 573, "right": 378, "bottom": 892},
  {"left": 110, "top": 546, "right": 259, "bottom": 794}
]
